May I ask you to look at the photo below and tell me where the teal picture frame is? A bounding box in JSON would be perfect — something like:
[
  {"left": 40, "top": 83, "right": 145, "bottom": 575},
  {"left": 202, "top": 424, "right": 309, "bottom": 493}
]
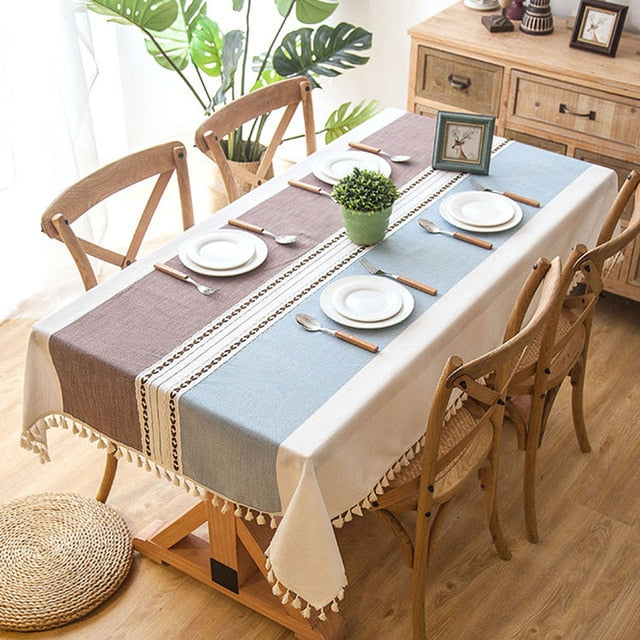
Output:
[{"left": 432, "top": 111, "right": 495, "bottom": 175}]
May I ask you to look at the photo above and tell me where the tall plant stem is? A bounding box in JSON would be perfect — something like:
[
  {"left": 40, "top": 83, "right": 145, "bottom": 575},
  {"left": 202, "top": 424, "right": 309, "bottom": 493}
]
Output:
[
  {"left": 143, "top": 28, "right": 207, "bottom": 111},
  {"left": 240, "top": 0, "right": 252, "bottom": 97},
  {"left": 254, "top": 1, "right": 294, "bottom": 85}
]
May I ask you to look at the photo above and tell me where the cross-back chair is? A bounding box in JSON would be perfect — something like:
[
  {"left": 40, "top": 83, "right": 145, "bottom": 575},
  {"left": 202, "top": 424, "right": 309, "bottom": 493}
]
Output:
[
  {"left": 504, "top": 169, "right": 640, "bottom": 543},
  {"left": 40, "top": 140, "right": 195, "bottom": 502},
  {"left": 194, "top": 76, "right": 316, "bottom": 203},
  {"left": 367, "top": 256, "right": 563, "bottom": 640}
]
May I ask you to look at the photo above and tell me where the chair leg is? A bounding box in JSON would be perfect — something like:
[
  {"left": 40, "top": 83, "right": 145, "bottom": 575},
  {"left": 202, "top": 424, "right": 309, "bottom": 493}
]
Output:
[
  {"left": 373, "top": 508, "right": 414, "bottom": 568},
  {"left": 478, "top": 463, "right": 511, "bottom": 560},
  {"left": 523, "top": 436, "right": 539, "bottom": 543},
  {"left": 570, "top": 359, "right": 592, "bottom": 453},
  {"left": 411, "top": 503, "right": 446, "bottom": 640},
  {"left": 96, "top": 451, "right": 118, "bottom": 503}
]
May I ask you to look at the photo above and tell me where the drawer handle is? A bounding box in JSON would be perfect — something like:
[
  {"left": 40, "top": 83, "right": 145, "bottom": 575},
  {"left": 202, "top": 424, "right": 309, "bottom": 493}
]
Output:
[
  {"left": 448, "top": 73, "right": 471, "bottom": 90},
  {"left": 559, "top": 103, "right": 596, "bottom": 120}
]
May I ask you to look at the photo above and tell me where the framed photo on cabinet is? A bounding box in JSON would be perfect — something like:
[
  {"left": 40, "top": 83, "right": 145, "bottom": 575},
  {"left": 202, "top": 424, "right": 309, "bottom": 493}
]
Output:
[{"left": 570, "top": 0, "right": 628, "bottom": 57}]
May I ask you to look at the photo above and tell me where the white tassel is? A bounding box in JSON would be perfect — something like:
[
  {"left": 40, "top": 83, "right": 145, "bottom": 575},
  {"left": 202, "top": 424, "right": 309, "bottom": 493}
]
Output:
[
  {"left": 352, "top": 504, "right": 363, "bottom": 517},
  {"left": 318, "top": 608, "right": 327, "bottom": 622},
  {"left": 292, "top": 596, "right": 302, "bottom": 610},
  {"left": 244, "top": 509, "right": 254, "bottom": 521},
  {"left": 281, "top": 591, "right": 290, "bottom": 605},
  {"left": 302, "top": 604, "right": 311, "bottom": 619},
  {"left": 331, "top": 600, "right": 340, "bottom": 613},
  {"left": 272, "top": 581, "right": 282, "bottom": 597},
  {"left": 333, "top": 515, "right": 344, "bottom": 529},
  {"left": 221, "top": 500, "right": 231, "bottom": 514},
  {"left": 212, "top": 494, "right": 220, "bottom": 507},
  {"left": 257, "top": 513, "right": 266, "bottom": 525},
  {"left": 270, "top": 516, "right": 277, "bottom": 529}
]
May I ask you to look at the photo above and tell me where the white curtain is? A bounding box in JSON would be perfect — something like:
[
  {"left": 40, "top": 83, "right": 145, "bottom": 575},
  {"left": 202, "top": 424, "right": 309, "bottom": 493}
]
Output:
[{"left": 0, "top": 0, "right": 103, "bottom": 321}]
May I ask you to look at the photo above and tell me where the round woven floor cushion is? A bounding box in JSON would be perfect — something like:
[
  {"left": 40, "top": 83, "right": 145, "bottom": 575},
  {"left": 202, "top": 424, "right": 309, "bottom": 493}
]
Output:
[{"left": 0, "top": 493, "right": 133, "bottom": 632}]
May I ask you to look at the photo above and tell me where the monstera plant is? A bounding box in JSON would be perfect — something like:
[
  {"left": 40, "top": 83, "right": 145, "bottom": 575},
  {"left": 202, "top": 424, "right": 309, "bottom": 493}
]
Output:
[{"left": 87, "top": 0, "right": 378, "bottom": 162}]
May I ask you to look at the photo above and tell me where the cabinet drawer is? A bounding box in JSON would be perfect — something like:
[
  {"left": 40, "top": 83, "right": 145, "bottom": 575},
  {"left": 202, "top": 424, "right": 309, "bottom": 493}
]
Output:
[
  {"left": 509, "top": 71, "right": 640, "bottom": 151},
  {"left": 415, "top": 47, "right": 502, "bottom": 115}
]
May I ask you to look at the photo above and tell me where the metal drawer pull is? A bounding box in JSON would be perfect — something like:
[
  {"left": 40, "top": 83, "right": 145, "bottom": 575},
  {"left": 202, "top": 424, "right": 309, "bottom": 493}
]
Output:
[
  {"left": 448, "top": 73, "right": 471, "bottom": 90},
  {"left": 559, "top": 103, "right": 596, "bottom": 120}
]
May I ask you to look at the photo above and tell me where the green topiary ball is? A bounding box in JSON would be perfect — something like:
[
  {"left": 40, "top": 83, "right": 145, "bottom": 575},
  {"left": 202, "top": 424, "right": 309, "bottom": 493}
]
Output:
[{"left": 332, "top": 168, "right": 399, "bottom": 212}]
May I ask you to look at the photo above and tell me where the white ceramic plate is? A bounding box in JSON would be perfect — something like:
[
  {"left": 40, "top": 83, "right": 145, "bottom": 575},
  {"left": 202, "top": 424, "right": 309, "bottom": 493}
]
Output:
[
  {"left": 185, "top": 230, "right": 256, "bottom": 270},
  {"left": 446, "top": 191, "right": 515, "bottom": 227},
  {"left": 463, "top": 0, "right": 500, "bottom": 11},
  {"left": 439, "top": 191, "right": 523, "bottom": 233},
  {"left": 320, "top": 275, "right": 415, "bottom": 329},
  {"left": 332, "top": 277, "right": 403, "bottom": 322},
  {"left": 313, "top": 151, "right": 392, "bottom": 185},
  {"left": 178, "top": 231, "right": 268, "bottom": 276}
]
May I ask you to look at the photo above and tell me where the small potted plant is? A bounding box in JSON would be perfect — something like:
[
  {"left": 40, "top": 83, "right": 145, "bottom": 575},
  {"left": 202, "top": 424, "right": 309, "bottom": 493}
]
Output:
[{"left": 332, "top": 168, "right": 399, "bottom": 245}]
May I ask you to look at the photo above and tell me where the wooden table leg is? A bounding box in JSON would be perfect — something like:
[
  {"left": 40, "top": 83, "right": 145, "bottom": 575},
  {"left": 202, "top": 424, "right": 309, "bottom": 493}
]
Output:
[{"left": 132, "top": 494, "right": 346, "bottom": 640}]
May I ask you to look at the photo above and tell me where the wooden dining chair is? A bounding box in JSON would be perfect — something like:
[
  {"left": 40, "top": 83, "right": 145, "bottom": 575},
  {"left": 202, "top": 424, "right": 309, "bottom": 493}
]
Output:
[
  {"left": 194, "top": 76, "right": 316, "bottom": 203},
  {"left": 40, "top": 140, "right": 195, "bottom": 502},
  {"left": 367, "top": 256, "right": 564, "bottom": 640},
  {"left": 504, "top": 169, "right": 640, "bottom": 543}
]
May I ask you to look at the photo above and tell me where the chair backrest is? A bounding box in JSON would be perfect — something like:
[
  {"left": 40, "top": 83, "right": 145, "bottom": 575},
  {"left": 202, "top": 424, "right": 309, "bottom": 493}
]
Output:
[
  {"left": 41, "top": 141, "right": 194, "bottom": 290},
  {"left": 194, "top": 76, "right": 316, "bottom": 203},
  {"left": 419, "top": 257, "right": 564, "bottom": 484},
  {"left": 577, "top": 169, "right": 640, "bottom": 296}
]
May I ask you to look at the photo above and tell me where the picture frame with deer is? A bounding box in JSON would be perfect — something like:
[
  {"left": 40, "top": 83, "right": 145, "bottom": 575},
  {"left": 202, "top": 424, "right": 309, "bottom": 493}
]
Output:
[
  {"left": 432, "top": 111, "right": 495, "bottom": 175},
  {"left": 570, "top": 0, "right": 628, "bottom": 57}
]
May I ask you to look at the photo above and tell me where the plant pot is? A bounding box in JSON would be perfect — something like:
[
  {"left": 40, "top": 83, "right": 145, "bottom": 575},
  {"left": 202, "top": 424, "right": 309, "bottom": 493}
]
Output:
[
  {"left": 341, "top": 205, "right": 392, "bottom": 245},
  {"left": 208, "top": 157, "right": 274, "bottom": 211},
  {"left": 207, "top": 140, "right": 274, "bottom": 211}
]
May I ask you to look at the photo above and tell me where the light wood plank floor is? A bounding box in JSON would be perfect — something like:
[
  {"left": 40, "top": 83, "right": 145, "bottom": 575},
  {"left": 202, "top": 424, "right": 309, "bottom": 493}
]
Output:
[{"left": 1, "top": 292, "right": 639, "bottom": 639}]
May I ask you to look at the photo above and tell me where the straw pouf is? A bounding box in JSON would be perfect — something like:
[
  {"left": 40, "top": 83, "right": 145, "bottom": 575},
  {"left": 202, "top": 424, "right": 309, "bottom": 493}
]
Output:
[{"left": 0, "top": 493, "right": 133, "bottom": 632}]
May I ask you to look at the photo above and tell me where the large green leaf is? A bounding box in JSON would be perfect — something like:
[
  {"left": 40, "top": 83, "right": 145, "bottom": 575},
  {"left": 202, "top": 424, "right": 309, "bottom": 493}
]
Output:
[
  {"left": 86, "top": 0, "right": 179, "bottom": 32},
  {"left": 295, "top": 0, "right": 338, "bottom": 24},
  {"left": 272, "top": 23, "right": 372, "bottom": 86},
  {"left": 212, "top": 30, "right": 245, "bottom": 105},
  {"left": 190, "top": 15, "right": 225, "bottom": 77},
  {"left": 145, "top": 0, "right": 207, "bottom": 71},
  {"left": 324, "top": 99, "right": 380, "bottom": 143}
]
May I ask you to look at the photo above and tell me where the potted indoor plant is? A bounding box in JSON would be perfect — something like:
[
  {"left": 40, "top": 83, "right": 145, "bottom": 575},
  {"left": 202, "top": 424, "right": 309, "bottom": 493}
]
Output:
[
  {"left": 332, "top": 168, "right": 399, "bottom": 245},
  {"left": 86, "top": 0, "right": 378, "bottom": 160}
]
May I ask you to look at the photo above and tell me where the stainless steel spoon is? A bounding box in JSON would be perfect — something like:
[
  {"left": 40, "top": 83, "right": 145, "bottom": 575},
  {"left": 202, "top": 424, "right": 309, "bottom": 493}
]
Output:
[
  {"left": 348, "top": 141, "right": 411, "bottom": 163},
  {"left": 228, "top": 218, "right": 297, "bottom": 244},
  {"left": 418, "top": 219, "right": 493, "bottom": 250},
  {"left": 154, "top": 263, "right": 218, "bottom": 295},
  {"left": 295, "top": 313, "right": 379, "bottom": 353}
]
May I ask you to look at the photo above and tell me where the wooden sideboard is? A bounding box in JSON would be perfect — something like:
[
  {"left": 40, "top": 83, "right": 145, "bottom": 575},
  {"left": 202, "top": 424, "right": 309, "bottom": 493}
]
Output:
[{"left": 408, "top": 1, "right": 640, "bottom": 301}]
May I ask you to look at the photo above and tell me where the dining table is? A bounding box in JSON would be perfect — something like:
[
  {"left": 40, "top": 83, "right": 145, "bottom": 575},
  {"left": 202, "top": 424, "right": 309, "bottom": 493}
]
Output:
[{"left": 21, "top": 108, "right": 617, "bottom": 639}]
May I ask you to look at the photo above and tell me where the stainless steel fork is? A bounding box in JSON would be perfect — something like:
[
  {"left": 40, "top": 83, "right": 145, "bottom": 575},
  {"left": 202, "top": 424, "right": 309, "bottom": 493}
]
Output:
[
  {"left": 360, "top": 256, "right": 437, "bottom": 296},
  {"left": 154, "top": 263, "right": 218, "bottom": 296}
]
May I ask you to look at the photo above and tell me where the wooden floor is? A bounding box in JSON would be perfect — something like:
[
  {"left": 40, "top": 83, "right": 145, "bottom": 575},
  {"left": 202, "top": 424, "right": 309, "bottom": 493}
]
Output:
[{"left": 2, "top": 291, "right": 639, "bottom": 639}]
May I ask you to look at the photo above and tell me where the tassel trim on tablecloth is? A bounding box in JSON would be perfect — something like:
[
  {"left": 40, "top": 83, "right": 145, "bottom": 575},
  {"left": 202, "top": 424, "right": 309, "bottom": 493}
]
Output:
[
  {"left": 20, "top": 413, "right": 280, "bottom": 528},
  {"left": 328, "top": 390, "right": 467, "bottom": 529},
  {"left": 21, "top": 413, "right": 344, "bottom": 619}
]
